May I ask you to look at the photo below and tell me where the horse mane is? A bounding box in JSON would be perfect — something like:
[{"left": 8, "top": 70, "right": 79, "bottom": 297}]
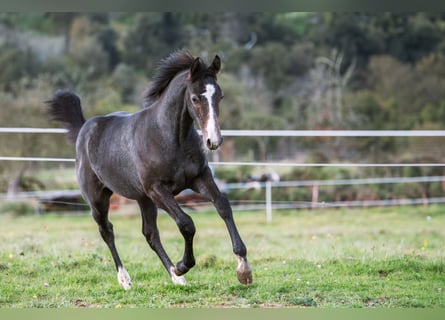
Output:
[{"left": 143, "top": 50, "right": 205, "bottom": 107}]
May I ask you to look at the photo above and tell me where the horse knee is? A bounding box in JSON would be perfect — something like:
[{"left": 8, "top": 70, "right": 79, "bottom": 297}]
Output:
[
  {"left": 142, "top": 226, "right": 161, "bottom": 249},
  {"left": 98, "top": 221, "right": 115, "bottom": 242},
  {"left": 178, "top": 215, "right": 196, "bottom": 238},
  {"left": 215, "top": 196, "right": 233, "bottom": 219},
  {"left": 176, "top": 214, "right": 196, "bottom": 238}
]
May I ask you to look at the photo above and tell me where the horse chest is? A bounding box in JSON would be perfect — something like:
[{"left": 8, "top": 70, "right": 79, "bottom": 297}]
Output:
[
  {"left": 148, "top": 149, "right": 204, "bottom": 192},
  {"left": 172, "top": 153, "right": 203, "bottom": 179},
  {"left": 182, "top": 160, "right": 202, "bottom": 181}
]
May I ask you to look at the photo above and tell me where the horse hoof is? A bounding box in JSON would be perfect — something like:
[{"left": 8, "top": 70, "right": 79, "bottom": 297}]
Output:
[
  {"left": 170, "top": 267, "right": 187, "bottom": 285},
  {"left": 237, "top": 270, "right": 253, "bottom": 285},
  {"left": 236, "top": 255, "right": 253, "bottom": 285},
  {"left": 117, "top": 266, "right": 132, "bottom": 290}
]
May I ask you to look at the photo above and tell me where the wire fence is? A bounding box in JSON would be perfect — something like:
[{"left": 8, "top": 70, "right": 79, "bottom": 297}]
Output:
[
  {"left": 2, "top": 174, "right": 445, "bottom": 220},
  {"left": 3, "top": 128, "right": 445, "bottom": 166},
  {"left": 3, "top": 127, "right": 445, "bottom": 136},
  {"left": 2, "top": 128, "right": 445, "bottom": 220}
]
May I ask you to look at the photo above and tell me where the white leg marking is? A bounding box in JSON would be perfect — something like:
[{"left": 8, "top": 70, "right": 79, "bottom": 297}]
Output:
[
  {"left": 236, "top": 255, "right": 251, "bottom": 272},
  {"left": 201, "top": 84, "right": 219, "bottom": 143},
  {"left": 170, "top": 266, "right": 187, "bottom": 286},
  {"left": 117, "top": 266, "right": 132, "bottom": 290},
  {"left": 236, "top": 255, "right": 253, "bottom": 285}
]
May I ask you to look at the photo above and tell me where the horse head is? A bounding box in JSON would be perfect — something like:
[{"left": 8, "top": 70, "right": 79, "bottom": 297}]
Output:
[{"left": 186, "top": 55, "right": 224, "bottom": 151}]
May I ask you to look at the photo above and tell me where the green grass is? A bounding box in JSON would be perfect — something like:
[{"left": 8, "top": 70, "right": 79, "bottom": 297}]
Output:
[{"left": 0, "top": 205, "right": 444, "bottom": 308}]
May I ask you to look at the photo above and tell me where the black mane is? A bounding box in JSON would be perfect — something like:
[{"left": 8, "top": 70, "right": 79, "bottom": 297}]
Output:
[{"left": 143, "top": 50, "right": 205, "bottom": 107}]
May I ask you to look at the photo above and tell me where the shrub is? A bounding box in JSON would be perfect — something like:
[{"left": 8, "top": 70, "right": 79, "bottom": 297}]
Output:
[{"left": 0, "top": 201, "right": 36, "bottom": 216}]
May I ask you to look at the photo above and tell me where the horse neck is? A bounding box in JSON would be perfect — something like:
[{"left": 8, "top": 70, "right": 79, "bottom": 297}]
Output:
[{"left": 154, "top": 73, "right": 195, "bottom": 145}]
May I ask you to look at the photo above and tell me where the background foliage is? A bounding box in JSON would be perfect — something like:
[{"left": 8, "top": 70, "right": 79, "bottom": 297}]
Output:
[{"left": 1, "top": 12, "right": 445, "bottom": 194}]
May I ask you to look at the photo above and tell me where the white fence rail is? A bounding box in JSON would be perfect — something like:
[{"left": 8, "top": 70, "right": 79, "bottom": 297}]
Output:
[
  {"left": 0, "top": 128, "right": 68, "bottom": 133},
  {"left": 2, "top": 128, "right": 445, "bottom": 166},
  {"left": 2, "top": 128, "right": 445, "bottom": 220},
  {"left": 2, "top": 156, "right": 445, "bottom": 167},
  {"left": 3, "top": 127, "right": 445, "bottom": 136}
]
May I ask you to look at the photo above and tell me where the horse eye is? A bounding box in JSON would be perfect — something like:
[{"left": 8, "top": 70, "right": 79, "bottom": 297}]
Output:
[{"left": 191, "top": 95, "right": 200, "bottom": 103}]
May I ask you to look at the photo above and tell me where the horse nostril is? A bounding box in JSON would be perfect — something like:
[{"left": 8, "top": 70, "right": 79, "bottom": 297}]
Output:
[{"left": 206, "top": 137, "right": 223, "bottom": 150}]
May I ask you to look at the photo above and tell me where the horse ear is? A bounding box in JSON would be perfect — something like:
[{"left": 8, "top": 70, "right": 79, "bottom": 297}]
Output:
[
  {"left": 188, "top": 57, "right": 202, "bottom": 82},
  {"left": 211, "top": 55, "right": 221, "bottom": 75}
]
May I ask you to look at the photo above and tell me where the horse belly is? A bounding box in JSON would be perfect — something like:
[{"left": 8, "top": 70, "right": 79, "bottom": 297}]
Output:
[{"left": 97, "top": 163, "right": 144, "bottom": 200}]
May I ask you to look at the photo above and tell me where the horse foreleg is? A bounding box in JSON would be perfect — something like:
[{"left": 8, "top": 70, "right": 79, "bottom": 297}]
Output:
[
  {"left": 148, "top": 187, "right": 196, "bottom": 283},
  {"left": 214, "top": 195, "right": 252, "bottom": 285},
  {"left": 138, "top": 197, "right": 187, "bottom": 285},
  {"left": 192, "top": 168, "right": 253, "bottom": 285}
]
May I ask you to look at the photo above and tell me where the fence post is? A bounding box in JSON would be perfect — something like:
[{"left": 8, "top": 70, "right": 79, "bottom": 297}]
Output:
[
  {"left": 266, "top": 181, "right": 272, "bottom": 222},
  {"left": 312, "top": 183, "right": 319, "bottom": 208}
]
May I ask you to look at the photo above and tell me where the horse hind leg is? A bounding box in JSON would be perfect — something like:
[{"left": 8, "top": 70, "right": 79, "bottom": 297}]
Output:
[
  {"left": 92, "top": 192, "right": 132, "bottom": 290},
  {"left": 81, "top": 176, "right": 132, "bottom": 290}
]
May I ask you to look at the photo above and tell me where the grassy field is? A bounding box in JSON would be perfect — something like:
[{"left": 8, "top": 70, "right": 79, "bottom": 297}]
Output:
[{"left": 0, "top": 204, "right": 444, "bottom": 308}]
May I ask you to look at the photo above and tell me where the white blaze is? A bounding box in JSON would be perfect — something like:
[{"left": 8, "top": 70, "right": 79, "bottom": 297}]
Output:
[{"left": 201, "top": 84, "right": 218, "bottom": 142}]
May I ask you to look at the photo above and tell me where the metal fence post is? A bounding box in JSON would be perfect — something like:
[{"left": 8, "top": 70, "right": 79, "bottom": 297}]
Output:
[{"left": 266, "top": 181, "right": 272, "bottom": 222}]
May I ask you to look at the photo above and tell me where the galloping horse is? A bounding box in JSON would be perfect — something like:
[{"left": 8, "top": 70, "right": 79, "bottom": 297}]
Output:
[{"left": 47, "top": 50, "right": 252, "bottom": 289}]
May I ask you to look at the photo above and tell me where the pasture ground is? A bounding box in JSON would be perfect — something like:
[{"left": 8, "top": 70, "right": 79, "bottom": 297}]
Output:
[{"left": 0, "top": 204, "right": 444, "bottom": 308}]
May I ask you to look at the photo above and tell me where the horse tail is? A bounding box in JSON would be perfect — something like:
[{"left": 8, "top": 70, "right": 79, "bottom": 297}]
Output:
[{"left": 46, "top": 89, "right": 86, "bottom": 144}]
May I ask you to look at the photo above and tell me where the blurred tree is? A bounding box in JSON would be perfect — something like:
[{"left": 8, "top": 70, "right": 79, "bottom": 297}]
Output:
[
  {"left": 365, "top": 55, "right": 417, "bottom": 128},
  {"left": 217, "top": 72, "right": 272, "bottom": 130},
  {"left": 123, "top": 13, "right": 186, "bottom": 75},
  {"left": 109, "top": 63, "right": 138, "bottom": 103},
  {"left": 288, "top": 49, "right": 355, "bottom": 130},
  {"left": 0, "top": 43, "right": 40, "bottom": 92},
  {"left": 312, "top": 13, "right": 383, "bottom": 71},
  {"left": 345, "top": 90, "right": 398, "bottom": 161},
  {"left": 239, "top": 113, "right": 287, "bottom": 161},
  {"left": 248, "top": 42, "right": 291, "bottom": 91},
  {"left": 415, "top": 53, "right": 445, "bottom": 126},
  {"left": 97, "top": 27, "right": 121, "bottom": 70},
  {"left": 45, "top": 13, "right": 78, "bottom": 53},
  {"left": 288, "top": 41, "right": 316, "bottom": 77},
  {"left": 382, "top": 13, "right": 443, "bottom": 64},
  {"left": 245, "top": 13, "right": 300, "bottom": 46},
  {"left": 68, "top": 15, "right": 109, "bottom": 80}
]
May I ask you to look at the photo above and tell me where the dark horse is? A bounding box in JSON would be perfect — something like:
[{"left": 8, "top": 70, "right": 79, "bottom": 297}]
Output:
[{"left": 47, "top": 50, "right": 252, "bottom": 289}]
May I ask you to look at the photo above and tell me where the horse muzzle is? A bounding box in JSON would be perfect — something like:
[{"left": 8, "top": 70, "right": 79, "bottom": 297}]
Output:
[
  {"left": 205, "top": 135, "right": 223, "bottom": 150},
  {"left": 202, "top": 114, "right": 223, "bottom": 150}
]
